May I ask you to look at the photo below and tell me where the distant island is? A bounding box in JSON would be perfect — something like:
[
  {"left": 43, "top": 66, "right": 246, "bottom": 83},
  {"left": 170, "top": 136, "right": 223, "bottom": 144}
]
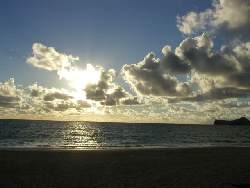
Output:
[{"left": 214, "top": 117, "right": 250, "bottom": 125}]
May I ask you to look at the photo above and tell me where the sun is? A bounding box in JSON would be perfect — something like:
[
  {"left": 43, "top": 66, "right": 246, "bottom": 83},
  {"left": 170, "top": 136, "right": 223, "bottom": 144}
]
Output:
[{"left": 61, "top": 64, "right": 101, "bottom": 100}]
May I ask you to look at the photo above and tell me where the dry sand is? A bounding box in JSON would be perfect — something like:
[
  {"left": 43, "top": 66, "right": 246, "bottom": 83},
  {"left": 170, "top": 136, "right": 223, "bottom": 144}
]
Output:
[{"left": 0, "top": 147, "right": 250, "bottom": 188}]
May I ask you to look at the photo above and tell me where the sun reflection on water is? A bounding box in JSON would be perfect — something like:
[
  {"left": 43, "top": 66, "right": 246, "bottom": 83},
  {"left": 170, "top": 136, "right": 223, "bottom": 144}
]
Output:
[{"left": 62, "top": 122, "right": 101, "bottom": 148}]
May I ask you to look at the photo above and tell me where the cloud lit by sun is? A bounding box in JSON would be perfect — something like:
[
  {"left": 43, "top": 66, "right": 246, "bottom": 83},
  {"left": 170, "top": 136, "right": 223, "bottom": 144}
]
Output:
[
  {"left": 26, "top": 43, "right": 105, "bottom": 102},
  {"left": 61, "top": 64, "right": 101, "bottom": 90},
  {"left": 61, "top": 64, "right": 101, "bottom": 100}
]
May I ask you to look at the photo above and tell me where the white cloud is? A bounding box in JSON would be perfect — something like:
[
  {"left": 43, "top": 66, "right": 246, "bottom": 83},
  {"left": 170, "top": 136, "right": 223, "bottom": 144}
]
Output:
[
  {"left": 27, "top": 43, "right": 137, "bottom": 107},
  {"left": 212, "top": 0, "right": 250, "bottom": 34},
  {"left": 0, "top": 78, "right": 23, "bottom": 108},
  {"left": 177, "top": 0, "right": 250, "bottom": 38},
  {"left": 27, "top": 43, "right": 79, "bottom": 72},
  {"left": 177, "top": 9, "right": 213, "bottom": 35},
  {"left": 27, "top": 83, "right": 94, "bottom": 113}
]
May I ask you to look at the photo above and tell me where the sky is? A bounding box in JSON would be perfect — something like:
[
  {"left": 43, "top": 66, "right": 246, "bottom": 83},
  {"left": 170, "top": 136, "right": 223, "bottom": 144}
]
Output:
[{"left": 1, "top": 0, "right": 250, "bottom": 124}]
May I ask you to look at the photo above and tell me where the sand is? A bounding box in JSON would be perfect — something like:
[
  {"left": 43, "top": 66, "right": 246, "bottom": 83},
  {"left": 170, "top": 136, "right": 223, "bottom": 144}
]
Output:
[{"left": 0, "top": 147, "right": 250, "bottom": 188}]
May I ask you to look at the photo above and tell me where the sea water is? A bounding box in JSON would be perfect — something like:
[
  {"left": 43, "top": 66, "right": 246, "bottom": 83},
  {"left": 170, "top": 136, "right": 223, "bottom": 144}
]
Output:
[{"left": 0, "top": 119, "right": 250, "bottom": 149}]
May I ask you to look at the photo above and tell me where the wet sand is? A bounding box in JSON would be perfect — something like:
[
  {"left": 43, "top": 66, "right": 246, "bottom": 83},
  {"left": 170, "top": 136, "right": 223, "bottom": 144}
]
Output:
[{"left": 0, "top": 147, "right": 250, "bottom": 188}]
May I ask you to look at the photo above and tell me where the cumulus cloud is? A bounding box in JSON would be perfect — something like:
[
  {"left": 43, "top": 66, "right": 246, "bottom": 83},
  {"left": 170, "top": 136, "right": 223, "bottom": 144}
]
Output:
[
  {"left": 122, "top": 32, "right": 250, "bottom": 102},
  {"left": 122, "top": 52, "right": 192, "bottom": 97},
  {"left": 176, "top": 33, "right": 241, "bottom": 76},
  {"left": 76, "top": 100, "right": 92, "bottom": 108},
  {"left": 0, "top": 78, "right": 23, "bottom": 108},
  {"left": 1, "top": 1, "right": 250, "bottom": 123},
  {"left": 120, "top": 98, "right": 141, "bottom": 105},
  {"left": 43, "top": 92, "right": 73, "bottom": 101},
  {"left": 27, "top": 43, "right": 101, "bottom": 92},
  {"left": 27, "top": 43, "right": 79, "bottom": 72},
  {"left": 27, "top": 84, "right": 93, "bottom": 113},
  {"left": 161, "top": 46, "right": 191, "bottom": 74},
  {"left": 39, "top": 97, "right": 92, "bottom": 113},
  {"left": 177, "top": 9, "right": 213, "bottom": 35},
  {"left": 177, "top": 0, "right": 250, "bottom": 38},
  {"left": 24, "top": 32, "right": 249, "bottom": 109},
  {"left": 26, "top": 43, "right": 137, "bottom": 107},
  {"left": 213, "top": 0, "right": 250, "bottom": 36},
  {"left": 0, "top": 95, "right": 21, "bottom": 108},
  {"left": 42, "top": 100, "right": 81, "bottom": 112},
  {"left": 85, "top": 68, "right": 131, "bottom": 106}
]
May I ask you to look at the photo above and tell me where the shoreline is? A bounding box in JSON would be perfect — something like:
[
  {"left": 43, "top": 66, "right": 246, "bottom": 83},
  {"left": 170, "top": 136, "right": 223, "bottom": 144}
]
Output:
[{"left": 0, "top": 147, "right": 250, "bottom": 187}]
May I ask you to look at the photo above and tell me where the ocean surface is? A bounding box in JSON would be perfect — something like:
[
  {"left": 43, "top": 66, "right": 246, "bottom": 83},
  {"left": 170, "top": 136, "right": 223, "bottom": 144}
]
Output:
[{"left": 0, "top": 119, "right": 250, "bottom": 149}]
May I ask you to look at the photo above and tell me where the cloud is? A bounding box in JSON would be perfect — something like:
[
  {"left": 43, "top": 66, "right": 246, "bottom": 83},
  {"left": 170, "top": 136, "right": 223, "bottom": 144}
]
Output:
[
  {"left": 177, "top": 9, "right": 213, "bottom": 35},
  {"left": 27, "top": 43, "right": 79, "bottom": 72},
  {"left": 27, "top": 43, "right": 146, "bottom": 109},
  {"left": 161, "top": 46, "right": 191, "bottom": 74},
  {"left": 39, "top": 98, "right": 92, "bottom": 113},
  {"left": 76, "top": 100, "right": 92, "bottom": 108},
  {"left": 185, "top": 38, "right": 250, "bottom": 90},
  {"left": 42, "top": 100, "right": 79, "bottom": 112},
  {"left": 27, "top": 43, "right": 103, "bottom": 93},
  {"left": 0, "top": 95, "right": 21, "bottom": 108},
  {"left": 177, "top": 0, "right": 250, "bottom": 38},
  {"left": 27, "top": 84, "right": 93, "bottom": 112},
  {"left": 13, "top": 6, "right": 250, "bottom": 123},
  {"left": 100, "top": 99, "right": 117, "bottom": 106},
  {"left": 85, "top": 68, "right": 131, "bottom": 106},
  {"left": 122, "top": 32, "right": 250, "bottom": 102},
  {"left": 212, "top": 0, "right": 250, "bottom": 36},
  {"left": 120, "top": 98, "right": 141, "bottom": 105},
  {"left": 122, "top": 52, "right": 192, "bottom": 97},
  {"left": 176, "top": 33, "right": 240, "bottom": 76},
  {"left": 43, "top": 92, "right": 73, "bottom": 101},
  {"left": 0, "top": 78, "right": 23, "bottom": 108},
  {"left": 27, "top": 43, "right": 135, "bottom": 107},
  {"left": 193, "top": 99, "right": 250, "bottom": 121},
  {"left": 121, "top": 32, "right": 245, "bottom": 101}
]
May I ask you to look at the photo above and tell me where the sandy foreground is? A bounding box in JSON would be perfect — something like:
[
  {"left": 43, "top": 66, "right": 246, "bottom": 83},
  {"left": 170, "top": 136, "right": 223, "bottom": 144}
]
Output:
[{"left": 0, "top": 147, "right": 250, "bottom": 188}]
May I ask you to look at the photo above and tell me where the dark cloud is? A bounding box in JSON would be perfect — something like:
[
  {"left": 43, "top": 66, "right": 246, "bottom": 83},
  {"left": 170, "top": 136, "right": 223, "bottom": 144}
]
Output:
[
  {"left": 85, "top": 69, "right": 130, "bottom": 105},
  {"left": 53, "top": 102, "right": 74, "bottom": 111},
  {"left": 122, "top": 51, "right": 192, "bottom": 97},
  {"left": 85, "top": 69, "right": 115, "bottom": 101},
  {"left": 161, "top": 46, "right": 191, "bottom": 74},
  {"left": 28, "top": 83, "right": 45, "bottom": 99},
  {"left": 120, "top": 98, "right": 141, "bottom": 105},
  {"left": 100, "top": 99, "right": 117, "bottom": 106},
  {"left": 43, "top": 101, "right": 71, "bottom": 111},
  {"left": 0, "top": 95, "right": 21, "bottom": 108},
  {"left": 40, "top": 98, "right": 92, "bottom": 112},
  {"left": 207, "top": 87, "right": 250, "bottom": 100},
  {"left": 76, "top": 100, "right": 91, "bottom": 108},
  {"left": 176, "top": 34, "right": 238, "bottom": 76},
  {"left": 43, "top": 92, "right": 73, "bottom": 101},
  {"left": 107, "top": 87, "right": 129, "bottom": 100},
  {"left": 85, "top": 87, "right": 106, "bottom": 101},
  {"left": 170, "top": 87, "right": 250, "bottom": 103},
  {"left": 30, "top": 89, "right": 41, "bottom": 97},
  {"left": 122, "top": 32, "right": 250, "bottom": 102}
]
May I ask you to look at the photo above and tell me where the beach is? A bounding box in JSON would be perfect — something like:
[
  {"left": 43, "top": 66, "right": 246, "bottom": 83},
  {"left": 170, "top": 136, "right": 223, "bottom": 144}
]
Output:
[{"left": 0, "top": 147, "right": 250, "bottom": 188}]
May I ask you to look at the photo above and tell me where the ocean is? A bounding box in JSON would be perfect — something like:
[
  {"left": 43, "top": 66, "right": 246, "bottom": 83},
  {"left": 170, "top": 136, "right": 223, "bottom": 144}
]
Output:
[{"left": 0, "top": 119, "right": 250, "bottom": 149}]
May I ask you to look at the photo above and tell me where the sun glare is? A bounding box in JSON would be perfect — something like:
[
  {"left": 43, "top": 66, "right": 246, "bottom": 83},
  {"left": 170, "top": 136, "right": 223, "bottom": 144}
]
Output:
[{"left": 61, "top": 64, "right": 101, "bottom": 100}]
